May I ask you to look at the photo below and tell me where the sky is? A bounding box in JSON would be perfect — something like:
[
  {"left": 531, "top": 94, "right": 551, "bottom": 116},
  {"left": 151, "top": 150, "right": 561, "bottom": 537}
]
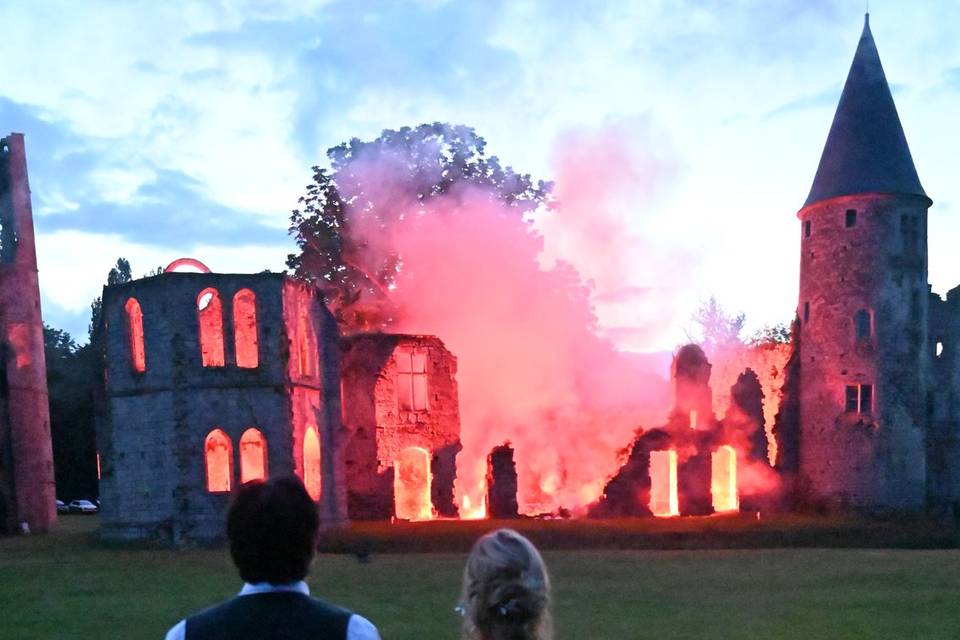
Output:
[{"left": 2, "top": 0, "right": 960, "bottom": 350}]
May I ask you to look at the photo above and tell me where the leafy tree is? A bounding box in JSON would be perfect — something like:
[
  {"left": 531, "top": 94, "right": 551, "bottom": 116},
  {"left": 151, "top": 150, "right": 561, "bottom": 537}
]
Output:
[
  {"left": 288, "top": 122, "right": 551, "bottom": 331},
  {"left": 749, "top": 322, "right": 792, "bottom": 346},
  {"left": 88, "top": 258, "right": 132, "bottom": 342}
]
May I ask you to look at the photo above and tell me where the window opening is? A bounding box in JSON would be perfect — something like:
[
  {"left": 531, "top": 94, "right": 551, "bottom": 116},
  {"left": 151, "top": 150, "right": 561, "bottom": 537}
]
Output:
[
  {"left": 233, "top": 289, "right": 259, "bottom": 369},
  {"left": 205, "top": 429, "right": 233, "bottom": 493},
  {"left": 845, "top": 209, "right": 857, "bottom": 228},
  {"left": 197, "top": 288, "right": 225, "bottom": 367},
  {"left": 711, "top": 445, "right": 738, "bottom": 513},
  {"left": 125, "top": 297, "right": 146, "bottom": 372},
  {"left": 649, "top": 450, "right": 679, "bottom": 517},
  {"left": 302, "top": 426, "right": 321, "bottom": 501},
  {"left": 937, "top": 341, "right": 944, "bottom": 358},
  {"left": 239, "top": 428, "right": 267, "bottom": 484},
  {"left": 297, "top": 314, "right": 317, "bottom": 377},
  {"left": 855, "top": 309, "right": 872, "bottom": 340},
  {"left": 845, "top": 384, "right": 873, "bottom": 414},
  {"left": 804, "top": 220, "right": 811, "bottom": 238},
  {"left": 394, "top": 446, "right": 433, "bottom": 521},
  {"left": 901, "top": 214, "right": 919, "bottom": 255},
  {"left": 397, "top": 348, "right": 428, "bottom": 411},
  {"left": 803, "top": 301, "right": 810, "bottom": 323}
]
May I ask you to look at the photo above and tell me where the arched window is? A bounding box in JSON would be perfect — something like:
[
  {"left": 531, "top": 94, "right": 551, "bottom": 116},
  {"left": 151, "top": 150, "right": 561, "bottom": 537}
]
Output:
[
  {"left": 302, "top": 427, "right": 321, "bottom": 501},
  {"left": 205, "top": 429, "right": 233, "bottom": 493},
  {"left": 297, "top": 314, "right": 317, "bottom": 377},
  {"left": 125, "top": 297, "right": 146, "bottom": 372},
  {"left": 711, "top": 445, "right": 739, "bottom": 513},
  {"left": 197, "top": 288, "right": 225, "bottom": 367},
  {"left": 239, "top": 428, "right": 267, "bottom": 483},
  {"left": 855, "top": 309, "right": 872, "bottom": 340},
  {"left": 233, "top": 289, "right": 259, "bottom": 369},
  {"left": 394, "top": 446, "right": 433, "bottom": 521}
]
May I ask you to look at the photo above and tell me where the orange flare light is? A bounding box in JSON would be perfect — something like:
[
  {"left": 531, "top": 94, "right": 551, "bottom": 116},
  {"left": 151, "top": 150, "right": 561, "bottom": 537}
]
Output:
[{"left": 649, "top": 450, "right": 679, "bottom": 517}]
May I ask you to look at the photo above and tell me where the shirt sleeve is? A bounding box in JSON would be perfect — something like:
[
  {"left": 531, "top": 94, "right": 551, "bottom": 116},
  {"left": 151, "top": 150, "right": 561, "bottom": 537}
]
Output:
[
  {"left": 347, "top": 614, "right": 381, "bottom": 640},
  {"left": 164, "top": 619, "right": 186, "bottom": 640}
]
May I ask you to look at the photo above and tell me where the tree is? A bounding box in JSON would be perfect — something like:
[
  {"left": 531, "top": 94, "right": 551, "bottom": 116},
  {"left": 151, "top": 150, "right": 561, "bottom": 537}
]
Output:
[
  {"left": 749, "top": 322, "right": 792, "bottom": 346},
  {"left": 288, "top": 123, "right": 551, "bottom": 331},
  {"left": 688, "top": 296, "right": 746, "bottom": 355},
  {"left": 88, "top": 258, "right": 132, "bottom": 342}
]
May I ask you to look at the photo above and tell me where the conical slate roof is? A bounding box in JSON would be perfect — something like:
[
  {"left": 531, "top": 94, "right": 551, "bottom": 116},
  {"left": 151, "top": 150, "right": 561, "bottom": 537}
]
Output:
[{"left": 804, "top": 14, "right": 926, "bottom": 207}]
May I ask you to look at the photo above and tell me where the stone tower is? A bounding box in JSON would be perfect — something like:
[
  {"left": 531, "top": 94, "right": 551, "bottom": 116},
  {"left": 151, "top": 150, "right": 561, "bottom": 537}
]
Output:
[
  {"left": 0, "top": 133, "right": 56, "bottom": 533},
  {"left": 796, "top": 15, "right": 930, "bottom": 510}
]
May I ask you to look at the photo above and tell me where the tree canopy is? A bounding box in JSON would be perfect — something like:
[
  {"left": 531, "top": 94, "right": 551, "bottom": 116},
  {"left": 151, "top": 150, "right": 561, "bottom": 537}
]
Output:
[{"left": 287, "top": 122, "right": 551, "bottom": 331}]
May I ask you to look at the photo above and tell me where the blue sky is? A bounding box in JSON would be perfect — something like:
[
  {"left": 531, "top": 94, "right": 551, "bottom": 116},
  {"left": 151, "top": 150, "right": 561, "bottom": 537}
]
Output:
[{"left": 3, "top": 0, "right": 960, "bottom": 349}]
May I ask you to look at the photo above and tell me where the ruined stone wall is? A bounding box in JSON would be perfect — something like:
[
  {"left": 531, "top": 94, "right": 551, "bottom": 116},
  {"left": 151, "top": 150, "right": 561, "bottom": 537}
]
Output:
[
  {"left": 0, "top": 133, "right": 55, "bottom": 533},
  {"left": 98, "top": 273, "right": 346, "bottom": 544},
  {"left": 926, "top": 287, "right": 960, "bottom": 511},
  {"left": 796, "top": 193, "right": 929, "bottom": 510},
  {"left": 340, "top": 334, "right": 461, "bottom": 519}
]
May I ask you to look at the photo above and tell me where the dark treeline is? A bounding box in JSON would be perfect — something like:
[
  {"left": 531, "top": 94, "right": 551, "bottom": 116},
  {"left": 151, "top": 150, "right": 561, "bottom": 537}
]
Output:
[{"left": 45, "top": 258, "right": 132, "bottom": 502}]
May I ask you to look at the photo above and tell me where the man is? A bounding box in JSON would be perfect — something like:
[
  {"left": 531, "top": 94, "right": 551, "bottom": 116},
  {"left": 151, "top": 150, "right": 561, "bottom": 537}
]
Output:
[{"left": 165, "top": 476, "right": 380, "bottom": 640}]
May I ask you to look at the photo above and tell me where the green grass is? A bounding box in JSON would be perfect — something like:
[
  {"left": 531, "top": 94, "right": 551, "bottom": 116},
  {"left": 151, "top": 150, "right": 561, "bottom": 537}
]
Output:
[{"left": 4, "top": 517, "right": 960, "bottom": 639}]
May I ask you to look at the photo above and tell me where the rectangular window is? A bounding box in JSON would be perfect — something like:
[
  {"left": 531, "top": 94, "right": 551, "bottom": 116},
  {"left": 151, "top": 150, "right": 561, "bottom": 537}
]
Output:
[
  {"left": 397, "top": 348, "right": 429, "bottom": 411},
  {"left": 845, "top": 209, "right": 857, "bottom": 228},
  {"left": 859, "top": 384, "right": 873, "bottom": 414},
  {"left": 845, "top": 383, "right": 874, "bottom": 414},
  {"left": 855, "top": 309, "right": 871, "bottom": 340},
  {"left": 804, "top": 220, "right": 811, "bottom": 238},
  {"left": 845, "top": 385, "right": 859, "bottom": 412},
  {"left": 901, "top": 214, "right": 919, "bottom": 255},
  {"left": 803, "top": 301, "right": 810, "bottom": 323}
]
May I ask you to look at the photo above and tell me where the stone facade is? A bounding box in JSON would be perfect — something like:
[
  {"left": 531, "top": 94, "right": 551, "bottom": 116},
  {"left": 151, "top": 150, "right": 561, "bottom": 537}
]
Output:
[
  {"left": 97, "top": 268, "right": 348, "bottom": 544},
  {"left": 340, "top": 334, "right": 461, "bottom": 520},
  {"left": 0, "top": 133, "right": 56, "bottom": 535}
]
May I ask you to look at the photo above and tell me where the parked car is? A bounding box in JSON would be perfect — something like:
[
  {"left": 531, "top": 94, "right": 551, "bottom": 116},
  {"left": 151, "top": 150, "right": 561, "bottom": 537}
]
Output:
[
  {"left": 55, "top": 499, "right": 69, "bottom": 514},
  {"left": 68, "top": 499, "right": 98, "bottom": 514}
]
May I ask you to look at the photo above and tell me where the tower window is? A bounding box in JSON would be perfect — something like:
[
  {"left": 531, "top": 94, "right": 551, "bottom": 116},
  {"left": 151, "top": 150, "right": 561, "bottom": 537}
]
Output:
[
  {"left": 197, "top": 288, "right": 225, "bottom": 367},
  {"left": 804, "top": 220, "right": 811, "bottom": 238},
  {"left": 125, "top": 297, "right": 146, "bottom": 372},
  {"left": 854, "top": 309, "right": 872, "bottom": 340},
  {"left": 845, "top": 384, "right": 873, "bottom": 414},
  {"left": 901, "top": 214, "right": 920, "bottom": 255},
  {"left": 845, "top": 209, "right": 857, "bottom": 228},
  {"left": 232, "top": 289, "right": 259, "bottom": 369},
  {"left": 803, "top": 301, "right": 810, "bottom": 323}
]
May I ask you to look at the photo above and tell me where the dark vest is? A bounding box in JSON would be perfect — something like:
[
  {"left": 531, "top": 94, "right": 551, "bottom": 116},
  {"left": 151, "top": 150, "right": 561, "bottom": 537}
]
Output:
[{"left": 185, "top": 592, "right": 352, "bottom": 640}]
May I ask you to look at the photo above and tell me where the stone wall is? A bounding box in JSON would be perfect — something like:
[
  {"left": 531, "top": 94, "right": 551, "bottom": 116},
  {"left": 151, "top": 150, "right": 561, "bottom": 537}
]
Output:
[{"left": 340, "top": 333, "right": 461, "bottom": 520}]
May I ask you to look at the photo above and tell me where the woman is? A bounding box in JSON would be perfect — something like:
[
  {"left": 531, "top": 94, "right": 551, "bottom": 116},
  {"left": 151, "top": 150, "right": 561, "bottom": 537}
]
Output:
[{"left": 459, "top": 529, "right": 553, "bottom": 640}]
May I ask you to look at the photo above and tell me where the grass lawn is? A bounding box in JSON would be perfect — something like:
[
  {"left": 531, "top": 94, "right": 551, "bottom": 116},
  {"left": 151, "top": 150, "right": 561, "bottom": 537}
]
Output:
[{"left": 4, "top": 517, "right": 960, "bottom": 639}]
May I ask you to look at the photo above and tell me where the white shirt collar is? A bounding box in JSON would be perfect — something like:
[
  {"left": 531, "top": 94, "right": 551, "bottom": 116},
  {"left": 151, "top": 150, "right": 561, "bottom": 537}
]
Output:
[{"left": 239, "top": 581, "right": 310, "bottom": 596}]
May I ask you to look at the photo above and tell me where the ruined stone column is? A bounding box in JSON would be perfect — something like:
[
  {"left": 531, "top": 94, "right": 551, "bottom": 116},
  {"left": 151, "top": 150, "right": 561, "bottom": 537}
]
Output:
[{"left": 0, "top": 133, "right": 56, "bottom": 532}]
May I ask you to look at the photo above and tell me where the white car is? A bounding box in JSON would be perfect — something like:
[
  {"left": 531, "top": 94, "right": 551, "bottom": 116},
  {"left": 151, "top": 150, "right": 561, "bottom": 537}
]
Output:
[
  {"left": 55, "top": 499, "right": 69, "bottom": 514},
  {"left": 68, "top": 499, "right": 98, "bottom": 514}
]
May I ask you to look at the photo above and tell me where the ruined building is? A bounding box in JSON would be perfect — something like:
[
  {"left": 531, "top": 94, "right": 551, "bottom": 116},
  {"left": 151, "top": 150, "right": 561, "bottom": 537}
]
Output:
[
  {"left": 0, "top": 133, "right": 56, "bottom": 534},
  {"left": 792, "top": 14, "right": 953, "bottom": 511},
  {"left": 96, "top": 261, "right": 461, "bottom": 543}
]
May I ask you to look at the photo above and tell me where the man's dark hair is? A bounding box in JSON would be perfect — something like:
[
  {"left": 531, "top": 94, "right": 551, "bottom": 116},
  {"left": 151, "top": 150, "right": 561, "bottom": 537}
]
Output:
[{"left": 227, "top": 476, "right": 320, "bottom": 584}]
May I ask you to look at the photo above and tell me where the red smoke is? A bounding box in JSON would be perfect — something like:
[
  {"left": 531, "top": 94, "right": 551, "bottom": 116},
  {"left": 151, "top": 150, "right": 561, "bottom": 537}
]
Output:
[{"left": 340, "top": 126, "right": 689, "bottom": 515}]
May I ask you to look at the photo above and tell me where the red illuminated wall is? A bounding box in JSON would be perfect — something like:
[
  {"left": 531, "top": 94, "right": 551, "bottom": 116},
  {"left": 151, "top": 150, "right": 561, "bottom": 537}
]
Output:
[
  {"left": 233, "top": 289, "right": 258, "bottom": 369},
  {"left": 125, "top": 297, "right": 146, "bottom": 372}
]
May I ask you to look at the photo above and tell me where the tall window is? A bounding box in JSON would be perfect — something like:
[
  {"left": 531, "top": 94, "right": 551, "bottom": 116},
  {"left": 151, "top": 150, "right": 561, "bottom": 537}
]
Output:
[
  {"left": 648, "top": 450, "right": 679, "bottom": 517},
  {"left": 394, "top": 446, "right": 433, "bottom": 521},
  {"left": 803, "top": 301, "right": 810, "bottom": 324},
  {"left": 901, "top": 214, "right": 919, "bottom": 255},
  {"left": 397, "top": 348, "right": 428, "bottom": 411},
  {"left": 302, "top": 427, "right": 321, "bottom": 501},
  {"left": 239, "top": 428, "right": 267, "bottom": 483},
  {"left": 205, "top": 429, "right": 233, "bottom": 493},
  {"left": 854, "top": 309, "right": 872, "bottom": 340},
  {"left": 845, "top": 384, "right": 874, "bottom": 414},
  {"left": 711, "top": 445, "right": 738, "bottom": 513},
  {"left": 297, "top": 314, "right": 317, "bottom": 377},
  {"left": 125, "top": 297, "right": 146, "bottom": 372},
  {"left": 803, "top": 220, "right": 811, "bottom": 238},
  {"left": 233, "top": 289, "right": 259, "bottom": 369},
  {"left": 197, "top": 288, "right": 225, "bottom": 367},
  {"left": 845, "top": 208, "right": 857, "bottom": 228}
]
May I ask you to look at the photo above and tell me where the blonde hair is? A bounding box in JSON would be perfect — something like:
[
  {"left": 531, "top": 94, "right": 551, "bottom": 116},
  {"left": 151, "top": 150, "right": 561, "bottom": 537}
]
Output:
[{"left": 460, "top": 529, "right": 553, "bottom": 640}]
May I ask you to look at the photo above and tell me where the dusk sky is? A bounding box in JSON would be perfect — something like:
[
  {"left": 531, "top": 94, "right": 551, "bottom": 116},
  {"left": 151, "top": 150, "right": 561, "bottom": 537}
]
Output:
[{"left": 3, "top": 0, "right": 959, "bottom": 350}]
